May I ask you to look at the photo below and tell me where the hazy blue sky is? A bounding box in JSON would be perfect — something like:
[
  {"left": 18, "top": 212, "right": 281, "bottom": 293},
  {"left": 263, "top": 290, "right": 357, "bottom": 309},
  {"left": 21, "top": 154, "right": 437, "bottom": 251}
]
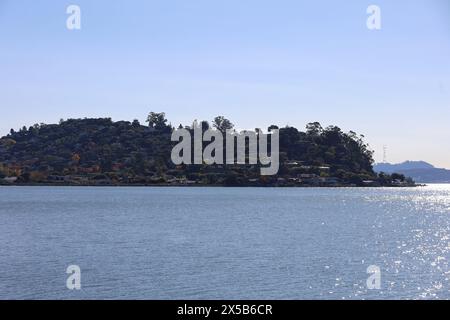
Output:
[{"left": 1, "top": 0, "right": 449, "bottom": 167}]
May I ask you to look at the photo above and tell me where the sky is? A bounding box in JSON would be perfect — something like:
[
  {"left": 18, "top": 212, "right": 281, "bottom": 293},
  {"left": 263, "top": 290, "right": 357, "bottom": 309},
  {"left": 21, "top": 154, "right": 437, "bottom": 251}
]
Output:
[{"left": 0, "top": 0, "right": 449, "bottom": 168}]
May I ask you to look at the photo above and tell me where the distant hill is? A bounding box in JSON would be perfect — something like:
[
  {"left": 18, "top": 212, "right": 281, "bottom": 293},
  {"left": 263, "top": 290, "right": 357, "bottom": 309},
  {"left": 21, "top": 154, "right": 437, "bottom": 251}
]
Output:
[
  {"left": 374, "top": 160, "right": 435, "bottom": 172},
  {"left": 374, "top": 161, "right": 450, "bottom": 183}
]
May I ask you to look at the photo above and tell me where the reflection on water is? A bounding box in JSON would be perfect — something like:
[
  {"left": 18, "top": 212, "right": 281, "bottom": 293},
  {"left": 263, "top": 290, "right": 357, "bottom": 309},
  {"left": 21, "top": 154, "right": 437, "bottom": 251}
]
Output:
[
  {"left": 366, "top": 185, "right": 450, "bottom": 299},
  {"left": 0, "top": 184, "right": 449, "bottom": 299}
]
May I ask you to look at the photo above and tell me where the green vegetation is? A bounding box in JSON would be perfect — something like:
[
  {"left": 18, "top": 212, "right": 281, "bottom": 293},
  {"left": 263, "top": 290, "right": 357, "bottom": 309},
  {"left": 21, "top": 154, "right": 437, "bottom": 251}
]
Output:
[{"left": 0, "top": 113, "right": 414, "bottom": 186}]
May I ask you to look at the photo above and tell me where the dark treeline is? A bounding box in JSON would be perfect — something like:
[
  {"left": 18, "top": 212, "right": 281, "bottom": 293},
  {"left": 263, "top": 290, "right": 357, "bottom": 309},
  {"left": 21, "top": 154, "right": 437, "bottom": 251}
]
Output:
[{"left": 0, "top": 113, "right": 413, "bottom": 186}]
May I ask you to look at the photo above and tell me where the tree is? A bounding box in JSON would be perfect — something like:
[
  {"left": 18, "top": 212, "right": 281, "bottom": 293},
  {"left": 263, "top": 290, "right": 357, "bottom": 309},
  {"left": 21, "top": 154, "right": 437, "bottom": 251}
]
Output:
[
  {"left": 212, "top": 116, "right": 234, "bottom": 134},
  {"left": 200, "top": 121, "right": 210, "bottom": 132},
  {"left": 132, "top": 119, "right": 141, "bottom": 128},
  {"left": 146, "top": 112, "right": 168, "bottom": 130},
  {"left": 72, "top": 153, "right": 81, "bottom": 163},
  {"left": 306, "top": 122, "right": 323, "bottom": 136},
  {"left": 391, "top": 173, "right": 405, "bottom": 181}
]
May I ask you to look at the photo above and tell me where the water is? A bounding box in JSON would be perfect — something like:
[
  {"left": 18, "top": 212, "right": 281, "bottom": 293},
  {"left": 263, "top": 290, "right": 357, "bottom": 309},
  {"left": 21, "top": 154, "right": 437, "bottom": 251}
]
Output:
[{"left": 0, "top": 185, "right": 449, "bottom": 300}]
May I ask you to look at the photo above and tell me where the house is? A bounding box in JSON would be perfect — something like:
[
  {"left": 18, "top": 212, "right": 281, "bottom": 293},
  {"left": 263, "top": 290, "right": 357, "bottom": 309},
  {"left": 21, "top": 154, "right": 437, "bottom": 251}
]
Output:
[
  {"left": 47, "top": 175, "right": 65, "bottom": 181},
  {"left": 363, "top": 180, "right": 377, "bottom": 186},
  {"left": 166, "top": 177, "right": 178, "bottom": 184},
  {"left": 320, "top": 177, "right": 340, "bottom": 185},
  {"left": 3, "top": 177, "right": 18, "bottom": 183},
  {"left": 392, "top": 179, "right": 407, "bottom": 186},
  {"left": 111, "top": 163, "right": 125, "bottom": 172},
  {"left": 299, "top": 173, "right": 317, "bottom": 179}
]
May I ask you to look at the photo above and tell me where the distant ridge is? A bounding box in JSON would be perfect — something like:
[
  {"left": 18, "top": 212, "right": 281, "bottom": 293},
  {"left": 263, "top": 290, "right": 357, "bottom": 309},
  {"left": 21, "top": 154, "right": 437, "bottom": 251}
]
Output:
[{"left": 374, "top": 161, "right": 450, "bottom": 183}]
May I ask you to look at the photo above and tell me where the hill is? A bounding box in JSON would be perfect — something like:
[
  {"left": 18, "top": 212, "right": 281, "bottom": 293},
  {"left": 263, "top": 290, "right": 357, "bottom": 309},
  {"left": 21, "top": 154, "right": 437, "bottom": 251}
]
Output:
[
  {"left": 374, "top": 161, "right": 434, "bottom": 172},
  {"left": 374, "top": 161, "right": 450, "bottom": 183},
  {"left": 0, "top": 113, "right": 414, "bottom": 187}
]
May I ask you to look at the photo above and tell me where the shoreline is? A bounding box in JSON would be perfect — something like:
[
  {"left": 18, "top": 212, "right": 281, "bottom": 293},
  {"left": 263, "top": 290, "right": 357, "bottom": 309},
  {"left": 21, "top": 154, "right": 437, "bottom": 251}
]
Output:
[{"left": 0, "top": 182, "right": 425, "bottom": 188}]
